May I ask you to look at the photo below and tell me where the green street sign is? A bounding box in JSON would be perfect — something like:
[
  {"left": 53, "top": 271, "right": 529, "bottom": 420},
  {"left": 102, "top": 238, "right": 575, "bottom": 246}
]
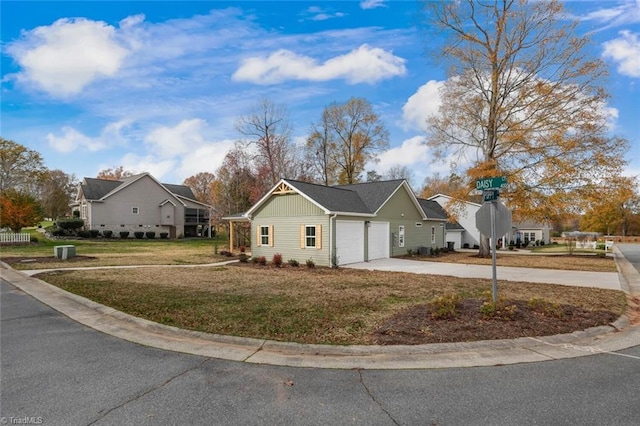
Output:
[
  {"left": 483, "top": 189, "right": 500, "bottom": 202},
  {"left": 476, "top": 176, "right": 507, "bottom": 191}
]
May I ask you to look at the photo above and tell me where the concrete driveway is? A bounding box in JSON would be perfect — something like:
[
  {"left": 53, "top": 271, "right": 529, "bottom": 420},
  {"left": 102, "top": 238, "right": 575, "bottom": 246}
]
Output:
[{"left": 345, "top": 257, "right": 622, "bottom": 290}]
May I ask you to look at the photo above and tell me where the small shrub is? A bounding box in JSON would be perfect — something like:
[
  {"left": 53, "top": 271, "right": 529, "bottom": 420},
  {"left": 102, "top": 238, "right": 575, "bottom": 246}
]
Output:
[
  {"left": 120, "top": 231, "right": 130, "bottom": 239},
  {"left": 78, "top": 230, "right": 91, "bottom": 238},
  {"left": 51, "top": 228, "right": 65, "bottom": 237},
  {"left": 219, "top": 250, "right": 234, "bottom": 257},
  {"left": 463, "top": 243, "right": 470, "bottom": 249},
  {"left": 89, "top": 229, "right": 100, "bottom": 238},
  {"left": 251, "top": 256, "right": 259, "bottom": 264},
  {"left": 306, "top": 258, "right": 315, "bottom": 268},
  {"left": 103, "top": 230, "right": 113, "bottom": 238},
  {"left": 407, "top": 249, "right": 414, "bottom": 256},
  {"left": 239, "top": 246, "right": 246, "bottom": 253},
  {"left": 288, "top": 259, "right": 300, "bottom": 267},
  {"left": 145, "top": 231, "right": 156, "bottom": 239},
  {"left": 159, "top": 232, "right": 168, "bottom": 239},
  {"left": 214, "top": 242, "right": 219, "bottom": 255},
  {"left": 238, "top": 253, "right": 249, "bottom": 263},
  {"left": 258, "top": 256, "right": 267, "bottom": 265},
  {"left": 481, "top": 297, "right": 518, "bottom": 320},
  {"left": 56, "top": 218, "right": 84, "bottom": 232},
  {"left": 31, "top": 236, "right": 39, "bottom": 243},
  {"left": 429, "top": 293, "right": 461, "bottom": 320},
  {"left": 134, "top": 231, "right": 145, "bottom": 239},
  {"left": 272, "top": 253, "right": 283, "bottom": 267},
  {"left": 527, "top": 297, "right": 564, "bottom": 318}
]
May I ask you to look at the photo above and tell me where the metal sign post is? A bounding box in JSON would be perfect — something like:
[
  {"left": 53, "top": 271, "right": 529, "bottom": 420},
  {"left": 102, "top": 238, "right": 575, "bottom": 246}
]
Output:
[{"left": 475, "top": 177, "right": 510, "bottom": 303}]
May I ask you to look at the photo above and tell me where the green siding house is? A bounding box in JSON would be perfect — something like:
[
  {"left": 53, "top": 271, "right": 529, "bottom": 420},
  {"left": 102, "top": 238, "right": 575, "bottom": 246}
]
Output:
[{"left": 237, "top": 179, "right": 447, "bottom": 267}]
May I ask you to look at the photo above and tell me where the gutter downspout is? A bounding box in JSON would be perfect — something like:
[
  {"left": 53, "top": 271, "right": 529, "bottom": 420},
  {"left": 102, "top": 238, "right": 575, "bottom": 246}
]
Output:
[{"left": 329, "top": 213, "right": 337, "bottom": 267}]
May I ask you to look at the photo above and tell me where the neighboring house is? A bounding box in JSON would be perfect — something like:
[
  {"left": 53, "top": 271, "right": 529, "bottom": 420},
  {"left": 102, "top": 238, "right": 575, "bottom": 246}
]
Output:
[
  {"left": 71, "top": 173, "right": 213, "bottom": 238},
  {"left": 428, "top": 193, "right": 551, "bottom": 248},
  {"left": 229, "top": 179, "right": 448, "bottom": 267}
]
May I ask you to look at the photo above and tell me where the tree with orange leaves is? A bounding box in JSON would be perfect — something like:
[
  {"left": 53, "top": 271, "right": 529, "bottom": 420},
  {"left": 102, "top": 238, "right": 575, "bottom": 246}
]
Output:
[
  {"left": 0, "top": 188, "right": 44, "bottom": 232},
  {"left": 421, "top": 0, "right": 629, "bottom": 255}
]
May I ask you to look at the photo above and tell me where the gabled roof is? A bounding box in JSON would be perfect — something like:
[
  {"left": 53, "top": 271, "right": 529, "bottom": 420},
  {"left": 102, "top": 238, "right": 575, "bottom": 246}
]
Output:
[
  {"left": 245, "top": 178, "right": 445, "bottom": 220},
  {"left": 417, "top": 198, "right": 448, "bottom": 221},
  {"left": 427, "top": 193, "right": 482, "bottom": 208},
  {"left": 78, "top": 172, "right": 209, "bottom": 207}
]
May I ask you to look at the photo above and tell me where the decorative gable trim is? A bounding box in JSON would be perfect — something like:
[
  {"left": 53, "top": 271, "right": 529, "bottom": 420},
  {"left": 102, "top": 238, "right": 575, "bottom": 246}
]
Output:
[{"left": 273, "top": 182, "right": 295, "bottom": 195}]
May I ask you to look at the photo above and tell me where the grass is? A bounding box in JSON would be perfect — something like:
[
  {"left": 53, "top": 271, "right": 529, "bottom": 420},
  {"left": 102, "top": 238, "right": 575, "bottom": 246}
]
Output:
[
  {"left": 2, "top": 234, "right": 628, "bottom": 345},
  {"left": 36, "top": 264, "right": 627, "bottom": 345}
]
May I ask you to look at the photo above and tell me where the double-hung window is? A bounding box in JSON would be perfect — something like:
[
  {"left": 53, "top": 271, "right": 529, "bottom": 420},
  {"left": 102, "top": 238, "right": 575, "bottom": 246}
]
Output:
[
  {"left": 300, "top": 225, "right": 322, "bottom": 249},
  {"left": 260, "top": 226, "right": 270, "bottom": 246},
  {"left": 305, "top": 226, "right": 316, "bottom": 248},
  {"left": 431, "top": 226, "right": 436, "bottom": 244}
]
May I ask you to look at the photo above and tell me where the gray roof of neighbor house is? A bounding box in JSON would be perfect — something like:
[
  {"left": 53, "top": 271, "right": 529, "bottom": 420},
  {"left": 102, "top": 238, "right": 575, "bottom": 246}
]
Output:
[
  {"left": 80, "top": 174, "right": 199, "bottom": 203},
  {"left": 416, "top": 198, "right": 448, "bottom": 220}
]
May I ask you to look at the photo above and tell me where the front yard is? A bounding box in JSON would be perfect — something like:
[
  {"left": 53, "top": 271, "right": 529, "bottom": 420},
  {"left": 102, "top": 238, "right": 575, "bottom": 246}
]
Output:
[{"left": 1, "top": 237, "right": 629, "bottom": 346}]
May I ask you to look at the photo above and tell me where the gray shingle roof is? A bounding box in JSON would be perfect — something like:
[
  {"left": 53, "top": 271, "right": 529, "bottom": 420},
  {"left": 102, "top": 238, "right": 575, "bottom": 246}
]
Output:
[
  {"left": 334, "top": 179, "right": 405, "bottom": 213},
  {"left": 285, "top": 180, "right": 371, "bottom": 213},
  {"left": 80, "top": 175, "right": 198, "bottom": 203},
  {"left": 417, "top": 198, "right": 448, "bottom": 220}
]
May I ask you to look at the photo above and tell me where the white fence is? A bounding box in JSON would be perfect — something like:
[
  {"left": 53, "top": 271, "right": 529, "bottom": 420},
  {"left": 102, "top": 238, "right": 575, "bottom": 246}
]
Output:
[{"left": 0, "top": 233, "right": 31, "bottom": 244}]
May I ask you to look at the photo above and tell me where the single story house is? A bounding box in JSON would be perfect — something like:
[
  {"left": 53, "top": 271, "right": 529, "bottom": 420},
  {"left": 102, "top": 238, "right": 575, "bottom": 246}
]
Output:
[
  {"left": 428, "top": 193, "right": 551, "bottom": 248},
  {"left": 228, "top": 178, "right": 448, "bottom": 267},
  {"left": 71, "top": 172, "right": 213, "bottom": 238}
]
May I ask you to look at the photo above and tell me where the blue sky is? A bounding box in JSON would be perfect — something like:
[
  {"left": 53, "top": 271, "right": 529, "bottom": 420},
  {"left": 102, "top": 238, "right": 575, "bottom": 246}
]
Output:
[{"left": 2, "top": 0, "right": 639, "bottom": 188}]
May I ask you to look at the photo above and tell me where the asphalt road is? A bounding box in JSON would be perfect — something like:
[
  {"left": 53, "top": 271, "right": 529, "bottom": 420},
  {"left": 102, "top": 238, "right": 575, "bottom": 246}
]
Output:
[
  {"left": 618, "top": 243, "right": 640, "bottom": 273},
  {"left": 2, "top": 277, "right": 640, "bottom": 425}
]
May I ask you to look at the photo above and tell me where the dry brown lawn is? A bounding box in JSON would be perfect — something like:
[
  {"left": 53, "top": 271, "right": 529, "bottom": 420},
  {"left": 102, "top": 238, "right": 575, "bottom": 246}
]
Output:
[{"left": 37, "top": 262, "right": 627, "bottom": 345}]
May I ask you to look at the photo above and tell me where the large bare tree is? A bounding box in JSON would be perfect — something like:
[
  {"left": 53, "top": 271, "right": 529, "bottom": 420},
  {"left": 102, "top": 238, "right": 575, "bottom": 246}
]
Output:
[
  {"left": 235, "top": 98, "right": 299, "bottom": 185},
  {"left": 422, "top": 0, "right": 629, "bottom": 255}
]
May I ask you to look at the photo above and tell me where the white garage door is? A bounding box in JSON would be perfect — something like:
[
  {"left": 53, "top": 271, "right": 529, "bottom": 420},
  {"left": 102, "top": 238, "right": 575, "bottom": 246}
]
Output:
[
  {"left": 368, "top": 222, "right": 389, "bottom": 261},
  {"left": 336, "top": 220, "right": 364, "bottom": 265}
]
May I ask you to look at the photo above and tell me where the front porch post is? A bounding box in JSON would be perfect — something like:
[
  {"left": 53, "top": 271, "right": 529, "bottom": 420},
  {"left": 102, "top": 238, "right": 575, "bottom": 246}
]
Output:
[{"left": 229, "top": 221, "right": 235, "bottom": 251}]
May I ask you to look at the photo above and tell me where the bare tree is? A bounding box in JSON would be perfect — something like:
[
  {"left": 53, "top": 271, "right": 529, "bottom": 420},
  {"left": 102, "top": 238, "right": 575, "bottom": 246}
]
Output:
[
  {"left": 97, "top": 166, "right": 136, "bottom": 180},
  {"left": 236, "top": 98, "right": 299, "bottom": 185},
  {"left": 306, "top": 109, "right": 339, "bottom": 185},
  {"left": 385, "top": 165, "right": 416, "bottom": 189},
  {"left": 422, "top": 0, "right": 629, "bottom": 255},
  {"left": 39, "top": 169, "right": 78, "bottom": 219}
]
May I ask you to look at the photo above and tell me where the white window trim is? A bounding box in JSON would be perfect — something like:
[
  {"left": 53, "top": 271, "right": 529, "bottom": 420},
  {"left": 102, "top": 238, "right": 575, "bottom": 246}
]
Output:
[
  {"left": 398, "top": 225, "right": 405, "bottom": 248},
  {"left": 431, "top": 226, "right": 436, "bottom": 244},
  {"left": 305, "top": 225, "right": 316, "bottom": 249},
  {"left": 132, "top": 206, "right": 139, "bottom": 215},
  {"left": 260, "top": 226, "right": 270, "bottom": 246}
]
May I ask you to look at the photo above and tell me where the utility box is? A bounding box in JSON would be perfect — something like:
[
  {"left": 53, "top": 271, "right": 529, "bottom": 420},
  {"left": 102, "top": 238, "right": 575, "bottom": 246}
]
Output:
[{"left": 54, "top": 245, "right": 76, "bottom": 260}]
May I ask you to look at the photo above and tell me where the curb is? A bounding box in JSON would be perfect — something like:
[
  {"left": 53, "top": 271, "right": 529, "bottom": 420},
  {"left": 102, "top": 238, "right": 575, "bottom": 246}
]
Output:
[{"left": 2, "top": 260, "right": 639, "bottom": 370}]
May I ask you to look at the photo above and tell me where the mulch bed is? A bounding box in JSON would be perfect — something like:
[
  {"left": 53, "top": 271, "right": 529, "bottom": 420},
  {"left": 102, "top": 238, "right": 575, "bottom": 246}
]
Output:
[
  {"left": 370, "top": 299, "right": 620, "bottom": 345},
  {"left": 1, "top": 256, "right": 97, "bottom": 265}
]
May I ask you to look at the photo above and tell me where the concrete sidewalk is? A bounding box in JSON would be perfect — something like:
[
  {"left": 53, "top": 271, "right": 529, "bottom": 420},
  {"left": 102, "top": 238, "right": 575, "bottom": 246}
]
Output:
[
  {"left": 2, "top": 249, "right": 639, "bottom": 370},
  {"left": 345, "top": 258, "right": 621, "bottom": 290}
]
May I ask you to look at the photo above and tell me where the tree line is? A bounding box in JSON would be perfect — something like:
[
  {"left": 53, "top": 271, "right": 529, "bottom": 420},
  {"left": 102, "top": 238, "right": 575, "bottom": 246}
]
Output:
[{"left": 2, "top": 0, "right": 639, "bottom": 237}]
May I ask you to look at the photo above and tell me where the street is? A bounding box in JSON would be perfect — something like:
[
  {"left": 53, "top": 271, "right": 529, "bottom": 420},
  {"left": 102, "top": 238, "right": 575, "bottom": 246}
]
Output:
[{"left": 2, "top": 273, "right": 640, "bottom": 425}]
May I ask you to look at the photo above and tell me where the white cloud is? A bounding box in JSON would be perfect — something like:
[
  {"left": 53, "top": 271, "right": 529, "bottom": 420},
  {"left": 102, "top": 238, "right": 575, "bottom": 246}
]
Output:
[
  {"left": 6, "top": 17, "right": 135, "bottom": 97},
  {"left": 578, "top": 2, "right": 640, "bottom": 30},
  {"left": 603, "top": 31, "right": 640, "bottom": 77},
  {"left": 144, "top": 119, "right": 208, "bottom": 158},
  {"left": 118, "top": 153, "right": 176, "bottom": 180},
  {"left": 375, "top": 136, "right": 431, "bottom": 171},
  {"left": 46, "top": 120, "right": 132, "bottom": 153},
  {"left": 401, "top": 80, "right": 444, "bottom": 132},
  {"left": 232, "top": 44, "right": 406, "bottom": 84},
  {"left": 176, "top": 140, "right": 236, "bottom": 181},
  {"left": 360, "top": 0, "right": 386, "bottom": 10}
]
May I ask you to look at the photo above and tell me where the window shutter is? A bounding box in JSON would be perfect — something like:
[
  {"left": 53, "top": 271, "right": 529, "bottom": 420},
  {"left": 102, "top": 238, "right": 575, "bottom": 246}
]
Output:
[
  {"left": 256, "top": 226, "right": 261, "bottom": 247},
  {"left": 269, "top": 225, "right": 274, "bottom": 247},
  {"left": 316, "top": 225, "right": 322, "bottom": 249},
  {"left": 300, "top": 225, "right": 305, "bottom": 249}
]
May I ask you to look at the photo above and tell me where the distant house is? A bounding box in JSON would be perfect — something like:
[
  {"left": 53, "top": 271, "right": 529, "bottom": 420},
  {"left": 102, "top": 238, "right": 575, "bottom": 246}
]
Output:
[
  {"left": 227, "top": 179, "right": 448, "bottom": 267},
  {"left": 427, "top": 193, "right": 551, "bottom": 248},
  {"left": 71, "top": 172, "right": 213, "bottom": 238}
]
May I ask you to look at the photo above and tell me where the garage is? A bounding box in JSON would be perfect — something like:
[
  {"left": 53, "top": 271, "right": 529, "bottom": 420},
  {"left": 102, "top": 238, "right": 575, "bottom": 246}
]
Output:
[
  {"left": 336, "top": 220, "right": 365, "bottom": 265},
  {"left": 367, "top": 221, "right": 389, "bottom": 261}
]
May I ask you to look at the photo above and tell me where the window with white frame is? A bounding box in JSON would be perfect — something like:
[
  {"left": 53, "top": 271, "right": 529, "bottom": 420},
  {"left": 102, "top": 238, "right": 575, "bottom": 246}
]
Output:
[
  {"left": 132, "top": 206, "right": 139, "bottom": 214},
  {"left": 398, "top": 225, "right": 405, "bottom": 248},
  {"left": 305, "top": 225, "right": 317, "bottom": 248},
  {"left": 81, "top": 201, "right": 87, "bottom": 219},
  {"left": 260, "top": 226, "right": 270, "bottom": 246},
  {"left": 431, "top": 226, "right": 436, "bottom": 243}
]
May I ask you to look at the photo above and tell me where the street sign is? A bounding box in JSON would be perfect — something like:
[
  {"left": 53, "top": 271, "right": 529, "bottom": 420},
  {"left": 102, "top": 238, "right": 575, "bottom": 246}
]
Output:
[
  {"left": 483, "top": 189, "right": 500, "bottom": 203},
  {"left": 476, "top": 176, "right": 507, "bottom": 191},
  {"left": 476, "top": 202, "right": 512, "bottom": 237}
]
